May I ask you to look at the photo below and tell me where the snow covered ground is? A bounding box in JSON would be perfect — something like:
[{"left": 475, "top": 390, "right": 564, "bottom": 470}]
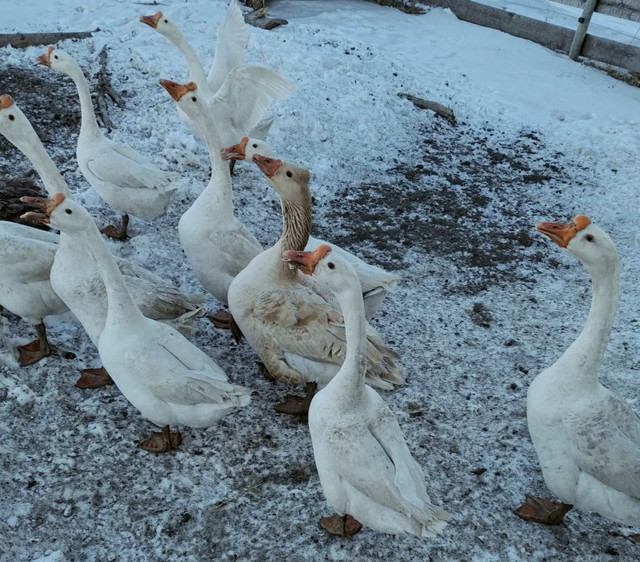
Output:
[{"left": 1, "top": 0, "right": 640, "bottom": 560}]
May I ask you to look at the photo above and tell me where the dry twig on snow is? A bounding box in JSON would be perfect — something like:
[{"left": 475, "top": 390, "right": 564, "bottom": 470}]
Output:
[
  {"left": 96, "top": 45, "right": 125, "bottom": 131},
  {"left": 398, "top": 92, "right": 456, "bottom": 124}
]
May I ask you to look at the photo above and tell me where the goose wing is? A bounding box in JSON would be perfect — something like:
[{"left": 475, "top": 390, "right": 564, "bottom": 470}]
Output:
[
  {"left": 322, "top": 390, "right": 449, "bottom": 525},
  {"left": 145, "top": 329, "right": 246, "bottom": 406},
  {"left": 0, "top": 221, "right": 59, "bottom": 244},
  {"left": 207, "top": 0, "right": 248, "bottom": 91},
  {"left": 0, "top": 225, "right": 56, "bottom": 281},
  {"left": 211, "top": 221, "right": 263, "bottom": 276},
  {"left": 209, "top": 65, "right": 295, "bottom": 139},
  {"left": 250, "top": 284, "right": 403, "bottom": 387},
  {"left": 86, "top": 142, "right": 172, "bottom": 192},
  {"left": 565, "top": 393, "right": 640, "bottom": 498},
  {"left": 252, "top": 284, "right": 346, "bottom": 363}
]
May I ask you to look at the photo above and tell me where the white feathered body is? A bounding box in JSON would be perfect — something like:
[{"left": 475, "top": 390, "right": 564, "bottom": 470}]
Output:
[
  {"left": 179, "top": 195, "right": 261, "bottom": 305},
  {"left": 77, "top": 134, "right": 175, "bottom": 220},
  {"left": 527, "top": 366, "right": 640, "bottom": 525},
  {"left": 228, "top": 246, "right": 403, "bottom": 388},
  {"left": 98, "top": 315, "right": 250, "bottom": 427},
  {"left": 310, "top": 383, "right": 449, "bottom": 536},
  {"left": 51, "top": 233, "right": 204, "bottom": 345},
  {"left": 0, "top": 222, "right": 67, "bottom": 324}
]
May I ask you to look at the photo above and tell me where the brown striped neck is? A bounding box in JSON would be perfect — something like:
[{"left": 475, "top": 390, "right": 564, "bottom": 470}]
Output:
[{"left": 277, "top": 193, "right": 312, "bottom": 279}]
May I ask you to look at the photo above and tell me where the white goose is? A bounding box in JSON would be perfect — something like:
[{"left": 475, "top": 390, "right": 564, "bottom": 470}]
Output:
[
  {"left": 32, "top": 193, "right": 250, "bottom": 453},
  {"left": 517, "top": 215, "right": 640, "bottom": 526},
  {"left": 160, "top": 80, "right": 260, "bottom": 309},
  {"left": 223, "top": 136, "right": 400, "bottom": 319},
  {"left": 37, "top": 48, "right": 175, "bottom": 240},
  {"left": 1, "top": 97, "right": 204, "bottom": 386},
  {"left": 227, "top": 154, "right": 403, "bottom": 415},
  {"left": 284, "top": 245, "right": 449, "bottom": 537},
  {"left": 0, "top": 95, "right": 70, "bottom": 365},
  {"left": 140, "top": 4, "right": 294, "bottom": 145},
  {"left": 0, "top": 218, "right": 69, "bottom": 365}
]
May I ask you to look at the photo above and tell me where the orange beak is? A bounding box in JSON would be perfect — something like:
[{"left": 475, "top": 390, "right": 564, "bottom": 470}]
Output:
[
  {"left": 253, "top": 154, "right": 283, "bottom": 179},
  {"left": 536, "top": 215, "right": 591, "bottom": 248},
  {"left": 140, "top": 11, "right": 163, "bottom": 28},
  {"left": 36, "top": 47, "right": 54, "bottom": 68},
  {"left": 20, "top": 193, "right": 66, "bottom": 225},
  {"left": 283, "top": 245, "right": 332, "bottom": 275},
  {"left": 159, "top": 79, "right": 197, "bottom": 102},
  {"left": 222, "top": 137, "right": 249, "bottom": 161},
  {"left": 0, "top": 94, "right": 14, "bottom": 109}
]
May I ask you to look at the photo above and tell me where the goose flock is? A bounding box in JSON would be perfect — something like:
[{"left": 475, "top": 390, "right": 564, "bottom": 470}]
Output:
[{"left": 1, "top": 0, "right": 639, "bottom": 542}]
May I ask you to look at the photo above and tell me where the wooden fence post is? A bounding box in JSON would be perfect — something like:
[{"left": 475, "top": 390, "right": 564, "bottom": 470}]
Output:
[{"left": 569, "top": 0, "right": 600, "bottom": 60}]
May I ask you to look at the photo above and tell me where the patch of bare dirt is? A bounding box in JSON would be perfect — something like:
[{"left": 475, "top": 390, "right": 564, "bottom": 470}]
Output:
[{"left": 314, "top": 119, "right": 583, "bottom": 294}]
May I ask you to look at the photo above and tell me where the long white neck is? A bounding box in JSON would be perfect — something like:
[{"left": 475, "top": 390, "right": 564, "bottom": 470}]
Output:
[
  {"left": 169, "top": 30, "right": 210, "bottom": 91},
  {"left": 189, "top": 101, "right": 233, "bottom": 216},
  {"left": 82, "top": 224, "right": 146, "bottom": 328},
  {"left": 328, "top": 282, "right": 368, "bottom": 398},
  {"left": 7, "top": 123, "right": 70, "bottom": 197},
  {"left": 556, "top": 260, "right": 619, "bottom": 388},
  {"left": 64, "top": 60, "right": 101, "bottom": 140}
]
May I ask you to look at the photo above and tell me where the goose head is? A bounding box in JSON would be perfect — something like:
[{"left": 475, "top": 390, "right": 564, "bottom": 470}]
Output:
[
  {"left": 140, "top": 11, "right": 181, "bottom": 41},
  {"left": 537, "top": 215, "right": 618, "bottom": 274},
  {"left": 36, "top": 47, "right": 79, "bottom": 75},
  {"left": 0, "top": 95, "right": 26, "bottom": 138},
  {"left": 159, "top": 79, "right": 206, "bottom": 117},
  {"left": 252, "top": 155, "right": 311, "bottom": 204},
  {"left": 0, "top": 94, "right": 40, "bottom": 153},
  {"left": 222, "top": 137, "right": 276, "bottom": 162},
  {"left": 284, "top": 245, "right": 360, "bottom": 294},
  {"left": 21, "top": 193, "right": 92, "bottom": 233}
]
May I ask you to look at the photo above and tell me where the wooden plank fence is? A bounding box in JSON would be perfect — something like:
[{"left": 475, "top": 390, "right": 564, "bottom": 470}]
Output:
[
  {"left": 420, "top": 0, "right": 640, "bottom": 73},
  {"left": 554, "top": 0, "right": 640, "bottom": 23}
]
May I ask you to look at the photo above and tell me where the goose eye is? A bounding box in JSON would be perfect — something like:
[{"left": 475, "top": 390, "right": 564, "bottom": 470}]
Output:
[
  {"left": 327, "top": 262, "right": 335, "bottom": 269},
  {"left": 65, "top": 209, "right": 72, "bottom": 215},
  {"left": 8, "top": 114, "right": 14, "bottom": 121},
  {"left": 252, "top": 143, "right": 258, "bottom": 148},
  {"left": 164, "top": 19, "right": 168, "bottom": 23},
  {"left": 286, "top": 171, "right": 293, "bottom": 178},
  {"left": 585, "top": 234, "right": 594, "bottom": 242},
  {"left": 54, "top": 55, "right": 58, "bottom": 60}
]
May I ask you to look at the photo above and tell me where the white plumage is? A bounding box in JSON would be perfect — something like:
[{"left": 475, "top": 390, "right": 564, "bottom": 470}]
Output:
[
  {"left": 140, "top": 2, "right": 294, "bottom": 144},
  {"left": 0, "top": 98, "right": 204, "bottom": 352},
  {"left": 527, "top": 217, "right": 640, "bottom": 525},
  {"left": 38, "top": 48, "right": 175, "bottom": 238},
  {"left": 222, "top": 137, "right": 400, "bottom": 318},
  {"left": 46, "top": 195, "right": 251, "bottom": 432},
  {"left": 283, "top": 247, "right": 449, "bottom": 536}
]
